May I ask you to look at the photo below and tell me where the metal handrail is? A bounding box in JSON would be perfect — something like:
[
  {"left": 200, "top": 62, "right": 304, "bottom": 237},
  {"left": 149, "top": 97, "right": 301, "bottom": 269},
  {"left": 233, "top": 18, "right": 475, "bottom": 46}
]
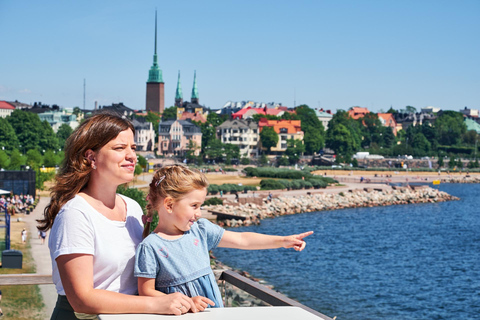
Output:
[{"left": 0, "top": 271, "right": 333, "bottom": 319}]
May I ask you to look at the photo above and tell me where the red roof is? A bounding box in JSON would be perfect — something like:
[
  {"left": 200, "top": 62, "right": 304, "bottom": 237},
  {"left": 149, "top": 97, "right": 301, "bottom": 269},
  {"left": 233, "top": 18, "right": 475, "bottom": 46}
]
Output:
[{"left": 0, "top": 101, "right": 15, "bottom": 110}]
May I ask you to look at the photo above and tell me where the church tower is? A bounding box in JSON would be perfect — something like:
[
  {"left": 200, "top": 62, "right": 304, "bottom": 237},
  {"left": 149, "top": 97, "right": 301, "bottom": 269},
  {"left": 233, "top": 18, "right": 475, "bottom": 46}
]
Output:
[
  {"left": 145, "top": 10, "right": 164, "bottom": 114},
  {"left": 175, "top": 71, "right": 183, "bottom": 107},
  {"left": 191, "top": 70, "right": 199, "bottom": 104}
]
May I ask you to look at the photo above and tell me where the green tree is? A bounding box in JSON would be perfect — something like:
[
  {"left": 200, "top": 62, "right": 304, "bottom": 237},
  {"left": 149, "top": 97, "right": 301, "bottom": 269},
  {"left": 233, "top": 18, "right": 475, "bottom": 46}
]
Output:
[
  {"left": 326, "top": 124, "right": 358, "bottom": 160},
  {"left": 0, "top": 117, "right": 19, "bottom": 151},
  {"left": 26, "top": 149, "right": 43, "bottom": 169},
  {"left": 185, "top": 140, "right": 199, "bottom": 163},
  {"left": 203, "top": 139, "right": 225, "bottom": 163},
  {"left": 405, "top": 105, "right": 417, "bottom": 113},
  {"left": 7, "top": 109, "right": 41, "bottom": 151},
  {"left": 43, "top": 150, "right": 57, "bottom": 167},
  {"left": 437, "top": 156, "right": 444, "bottom": 168},
  {"left": 224, "top": 143, "right": 240, "bottom": 164},
  {"left": 260, "top": 126, "right": 278, "bottom": 153},
  {"left": 326, "top": 110, "right": 362, "bottom": 153},
  {"left": 144, "top": 111, "right": 162, "bottom": 137},
  {"left": 285, "top": 138, "right": 305, "bottom": 164},
  {"left": 435, "top": 111, "right": 466, "bottom": 146},
  {"left": 39, "top": 120, "right": 59, "bottom": 151},
  {"left": 0, "top": 149, "right": 10, "bottom": 169},
  {"left": 7, "top": 149, "right": 25, "bottom": 170},
  {"left": 161, "top": 106, "right": 177, "bottom": 120},
  {"left": 57, "top": 123, "right": 73, "bottom": 150},
  {"left": 295, "top": 105, "right": 325, "bottom": 154},
  {"left": 137, "top": 154, "right": 148, "bottom": 169}
]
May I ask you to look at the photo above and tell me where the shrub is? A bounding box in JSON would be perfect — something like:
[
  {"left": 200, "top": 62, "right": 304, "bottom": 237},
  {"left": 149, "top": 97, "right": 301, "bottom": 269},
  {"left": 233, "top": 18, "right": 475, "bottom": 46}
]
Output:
[
  {"left": 207, "top": 184, "right": 219, "bottom": 195},
  {"left": 204, "top": 197, "right": 223, "bottom": 206},
  {"left": 260, "top": 179, "right": 285, "bottom": 190}
]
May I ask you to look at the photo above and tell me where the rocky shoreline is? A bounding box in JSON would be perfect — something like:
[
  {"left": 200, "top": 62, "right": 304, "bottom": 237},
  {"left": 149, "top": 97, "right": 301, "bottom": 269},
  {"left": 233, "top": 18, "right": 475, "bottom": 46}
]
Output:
[{"left": 205, "top": 186, "right": 459, "bottom": 228}]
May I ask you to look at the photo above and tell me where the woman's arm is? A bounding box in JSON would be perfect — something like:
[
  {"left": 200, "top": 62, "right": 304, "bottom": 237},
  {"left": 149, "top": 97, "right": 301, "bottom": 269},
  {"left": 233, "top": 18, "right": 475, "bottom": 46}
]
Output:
[
  {"left": 218, "top": 230, "right": 313, "bottom": 251},
  {"left": 57, "top": 254, "right": 197, "bottom": 315}
]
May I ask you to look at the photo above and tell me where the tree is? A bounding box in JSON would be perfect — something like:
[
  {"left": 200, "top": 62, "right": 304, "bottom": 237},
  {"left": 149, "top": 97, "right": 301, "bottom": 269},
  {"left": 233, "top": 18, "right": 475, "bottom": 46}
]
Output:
[
  {"left": 285, "top": 138, "right": 305, "bottom": 164},
  {"left": 7, "top": 109, "right": 41, "bottom": 151},
  {"left": 405, "top": 106, "right": 417, "bottom": 113},
  {"left": 57, "top": 123, "right": 73, "bottom": 150},
  {"left": 0, "top": 117, "right": 19, "bottom": 151},
  {"left": 26, "top": 149, "right": 42, "bottom": 170},
  {"left": 326, "top": 124, "right": 358, "bottom": 160},
  {"left": 39, "top": 120, "right": 59, "bottom": 151},
  {"left": 224, "top": 144, "right": 240, "bottom": 164},
  {"left": 43, "top": 150, "right": 57, "bottom": 167},
  {"left": 185, "top": 140, "right": 199, "bottom": 163},
  {"left": 203, "top": 139, "right": 225, "bottom": 163},
  {"left": 0, "top": 149, "right": 10, "bottom": 169},
  {"left": 7, "top": 149, "right": 24, "bottom": 170},
  {"left": 144, "top": 111, "right": 162, "bottom": 137},
  {"left": 295, "top": 105, "right": 325, "bottom": 154},
  {"left": 137, "top": 154, "right": 148, "bottom": 169},
  {"left": 326, "top": 110, "right": 362, "bottom": 152},
  {"left": 435, "top": 111, "right": 466, "bottom": 146},
  {"left": 161, "top": 106, "right": 177, "bottom": 121},
  {"left": 260, "top": 126, "right": 278, "bottom": 153}
]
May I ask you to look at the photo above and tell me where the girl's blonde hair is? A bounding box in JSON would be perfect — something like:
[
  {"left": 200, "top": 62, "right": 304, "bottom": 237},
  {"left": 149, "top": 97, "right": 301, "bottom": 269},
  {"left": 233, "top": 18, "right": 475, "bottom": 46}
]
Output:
[{"left": 143, "top": 164, "right": 209, "bottom": 238}]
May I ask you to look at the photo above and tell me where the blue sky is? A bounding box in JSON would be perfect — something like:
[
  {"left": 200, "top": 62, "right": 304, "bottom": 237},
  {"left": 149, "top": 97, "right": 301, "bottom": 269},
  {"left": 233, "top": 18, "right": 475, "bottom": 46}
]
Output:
[{"left": 1, "top": 0, "right": 478, "bottom": 113}]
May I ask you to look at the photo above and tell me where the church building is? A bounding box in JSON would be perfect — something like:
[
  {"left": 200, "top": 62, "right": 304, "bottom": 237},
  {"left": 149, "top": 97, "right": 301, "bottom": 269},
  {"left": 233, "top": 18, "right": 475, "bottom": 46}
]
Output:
[{"left": 145, "top": 11, "right": 165, "bottom": 114}]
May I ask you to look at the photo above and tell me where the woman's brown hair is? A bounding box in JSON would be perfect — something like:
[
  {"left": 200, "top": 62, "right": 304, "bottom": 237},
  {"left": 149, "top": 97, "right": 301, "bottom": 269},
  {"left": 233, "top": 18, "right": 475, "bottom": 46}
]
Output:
[
  {"left": 37, "top": 113, "right": 135, "bottom": 231},
  {"left": 143, "top": 165, "right": 209, "bottom": 238}
]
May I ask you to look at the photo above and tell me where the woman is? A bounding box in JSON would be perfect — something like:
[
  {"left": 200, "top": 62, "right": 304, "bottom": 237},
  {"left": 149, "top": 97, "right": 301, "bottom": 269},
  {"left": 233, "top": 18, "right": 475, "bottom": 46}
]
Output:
[{"left": 37, "top": 113, "right": 196, "bottom": 319}]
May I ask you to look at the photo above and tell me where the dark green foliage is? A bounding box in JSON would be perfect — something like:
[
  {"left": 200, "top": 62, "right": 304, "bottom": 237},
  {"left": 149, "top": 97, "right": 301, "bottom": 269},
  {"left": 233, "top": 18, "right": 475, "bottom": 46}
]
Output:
[
  {"left": 260, "top": 179, "right": 285, "bottom": 190},
  {"left": 203, "top": 197, "right": 223, "bottom": 206},
  {"left": 244, "top": 167, "right": 308, "bottom": 179},
  {"left": 36, "top": 170, "right": 55, "bottom": 190},
  {"left": 207, "top": 183, "right": 256, "bottom": 194},
  {"left": 116, "top": 185, "right": 147, "bottom": 214},
  {"left": 260, "top": 126, "right": 278, "bottom": 152},
  {"left": 56, "top": 123, "right": 73, "bottom": 150},
  {"left": 161, "top": 106, "right": 177, "bottom": 120}
]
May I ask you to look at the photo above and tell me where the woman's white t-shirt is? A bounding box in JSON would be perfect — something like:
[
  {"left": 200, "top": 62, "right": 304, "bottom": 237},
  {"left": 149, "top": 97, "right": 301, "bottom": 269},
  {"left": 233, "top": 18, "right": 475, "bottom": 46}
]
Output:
[{"left": 49, "top": 194, "right": 144, "bottom": 295}]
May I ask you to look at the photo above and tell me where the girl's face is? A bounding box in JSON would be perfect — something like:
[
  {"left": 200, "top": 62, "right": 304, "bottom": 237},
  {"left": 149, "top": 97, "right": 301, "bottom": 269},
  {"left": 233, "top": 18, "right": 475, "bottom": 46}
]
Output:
[
  {"left": 169, "top": 188, "right": 207, "bottom": 233},
  {"left": 90, "top": 129, "right": 137, "bottom": 186}
]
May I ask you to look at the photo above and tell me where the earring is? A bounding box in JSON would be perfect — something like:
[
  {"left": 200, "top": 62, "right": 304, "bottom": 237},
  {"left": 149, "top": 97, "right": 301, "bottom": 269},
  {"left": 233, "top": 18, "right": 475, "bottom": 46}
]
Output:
[{"left": 92, "top": 164, "right": 97, "bottom": 170}]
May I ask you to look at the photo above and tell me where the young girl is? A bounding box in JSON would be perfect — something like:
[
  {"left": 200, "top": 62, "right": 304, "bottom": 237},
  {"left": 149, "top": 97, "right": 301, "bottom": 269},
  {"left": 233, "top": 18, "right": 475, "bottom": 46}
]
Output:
[{"left": 135, "top": 165, "right": 313, "bottom": 311}]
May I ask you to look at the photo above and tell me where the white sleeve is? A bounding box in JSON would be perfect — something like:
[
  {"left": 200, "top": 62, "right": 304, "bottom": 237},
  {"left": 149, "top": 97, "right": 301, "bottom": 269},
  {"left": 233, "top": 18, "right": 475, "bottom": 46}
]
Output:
[{"left": 50, "top": 206, "right": 95, "bottom": 260}]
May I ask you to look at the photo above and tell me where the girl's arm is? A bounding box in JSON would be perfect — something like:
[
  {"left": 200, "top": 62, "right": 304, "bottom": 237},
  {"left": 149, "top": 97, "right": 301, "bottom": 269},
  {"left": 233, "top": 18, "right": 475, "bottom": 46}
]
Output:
[
  {"left": 218, "top": 230, "right": 313, "bottom": 251},
  {"left": 57, "top": 254, "right": 197, "bottom": 315}
]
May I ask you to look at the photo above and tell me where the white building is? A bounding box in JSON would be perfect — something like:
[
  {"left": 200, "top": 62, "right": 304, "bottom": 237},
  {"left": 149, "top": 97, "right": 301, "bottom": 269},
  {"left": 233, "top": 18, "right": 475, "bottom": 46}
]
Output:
[
  {"left": 216, "top": 119, "right": 260, "bottom": 157},
  {"left": 0, "top": 101, "right": 15, "bottom": 118},
  {"left": 132, "top": 118, "right": 156, "bottom": 152}
]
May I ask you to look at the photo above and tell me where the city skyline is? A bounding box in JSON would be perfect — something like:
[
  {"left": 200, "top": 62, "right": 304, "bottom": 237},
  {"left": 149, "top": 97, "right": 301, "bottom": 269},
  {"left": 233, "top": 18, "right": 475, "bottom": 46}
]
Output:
[{"left": 0, "top": 0, "right": 479, "bottom": 112}]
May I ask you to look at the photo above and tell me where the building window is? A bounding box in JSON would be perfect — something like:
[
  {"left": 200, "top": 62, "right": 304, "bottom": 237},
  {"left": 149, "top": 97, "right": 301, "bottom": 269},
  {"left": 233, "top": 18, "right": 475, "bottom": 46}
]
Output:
[
  {"left": 281, "top": 143, "right": 287, "bottom": 149},
  {"left": 280, "top": 128, "right": 288, "bottom": 133}
]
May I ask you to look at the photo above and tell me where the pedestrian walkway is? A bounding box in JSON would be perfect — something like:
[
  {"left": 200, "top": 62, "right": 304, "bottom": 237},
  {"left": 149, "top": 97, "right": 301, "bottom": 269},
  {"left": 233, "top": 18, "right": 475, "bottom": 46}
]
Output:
[{"left": 22, "top": 196, "right": 56, "bottom": 319}]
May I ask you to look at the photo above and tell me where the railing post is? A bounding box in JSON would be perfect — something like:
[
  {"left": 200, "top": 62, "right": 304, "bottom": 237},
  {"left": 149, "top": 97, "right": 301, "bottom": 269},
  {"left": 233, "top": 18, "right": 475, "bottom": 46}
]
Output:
[{"left": 5, "top": 206, "right": 10, "bottom": 250}]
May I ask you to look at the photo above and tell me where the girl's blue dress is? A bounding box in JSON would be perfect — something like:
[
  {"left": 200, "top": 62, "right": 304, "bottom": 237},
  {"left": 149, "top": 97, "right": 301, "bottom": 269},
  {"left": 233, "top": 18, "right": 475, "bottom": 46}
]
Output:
[{"left": 134, "top": 218, "right": 225, "bottom": 307}]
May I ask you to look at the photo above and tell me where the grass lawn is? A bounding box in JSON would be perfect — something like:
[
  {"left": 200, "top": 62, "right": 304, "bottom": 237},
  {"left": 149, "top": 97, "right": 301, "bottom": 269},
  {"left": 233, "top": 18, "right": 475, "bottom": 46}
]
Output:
[{"left": 0, "top": 216, "right": 45, "bottom": 320}]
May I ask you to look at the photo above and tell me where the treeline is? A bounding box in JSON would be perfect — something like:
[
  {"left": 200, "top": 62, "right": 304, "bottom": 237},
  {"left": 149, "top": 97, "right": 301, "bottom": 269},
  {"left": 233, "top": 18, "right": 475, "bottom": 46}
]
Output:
[{"left": 0, "top": 109, "right": 72, "bottom": 170}]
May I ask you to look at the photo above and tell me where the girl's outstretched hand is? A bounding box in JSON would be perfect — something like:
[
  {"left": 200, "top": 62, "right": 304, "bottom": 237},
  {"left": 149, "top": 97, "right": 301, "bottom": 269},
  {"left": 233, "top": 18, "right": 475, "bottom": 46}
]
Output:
[{"left": 283, "top": 231, "right": 314, "bottom": 251}]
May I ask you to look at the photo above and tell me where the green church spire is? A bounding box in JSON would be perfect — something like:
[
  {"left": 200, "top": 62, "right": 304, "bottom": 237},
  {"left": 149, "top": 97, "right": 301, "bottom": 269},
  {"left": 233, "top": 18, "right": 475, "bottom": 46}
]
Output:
[
  {"left": 147, "top": 10, "right": 163, "bottom": 83},
  {"left": 191, "top": 70, "right": 199, "bottom": 103},
  {"left": 175, "top": 71, "right": 183, "bottom": 100}
]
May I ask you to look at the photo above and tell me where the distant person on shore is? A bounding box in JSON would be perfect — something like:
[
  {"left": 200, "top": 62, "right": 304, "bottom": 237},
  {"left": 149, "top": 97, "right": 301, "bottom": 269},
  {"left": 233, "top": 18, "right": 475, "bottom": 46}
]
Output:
[
  {"left": 39, "top": 230, "right": 47, "bottom": 245},
  {"left": 135, "top": 165, "right": 313, "bottom": 311},
  {"left": 37, "top": 114, "right": 197, "bottom": 319},
  {"left": 21, "top": 228, "right": 27, "bottom": 243}
]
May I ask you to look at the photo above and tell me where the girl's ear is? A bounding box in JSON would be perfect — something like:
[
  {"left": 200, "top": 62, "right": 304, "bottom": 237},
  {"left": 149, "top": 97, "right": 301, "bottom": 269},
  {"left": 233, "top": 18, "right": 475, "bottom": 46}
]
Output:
[{"left": 163, "top": 197, "right": 174, "bottom": 213}]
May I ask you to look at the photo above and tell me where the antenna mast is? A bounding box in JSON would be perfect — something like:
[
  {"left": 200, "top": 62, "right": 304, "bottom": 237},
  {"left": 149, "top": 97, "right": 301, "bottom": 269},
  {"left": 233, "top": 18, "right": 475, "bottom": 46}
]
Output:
[{"left": 83, "top": 79, "right": 86, "bottom": 109}]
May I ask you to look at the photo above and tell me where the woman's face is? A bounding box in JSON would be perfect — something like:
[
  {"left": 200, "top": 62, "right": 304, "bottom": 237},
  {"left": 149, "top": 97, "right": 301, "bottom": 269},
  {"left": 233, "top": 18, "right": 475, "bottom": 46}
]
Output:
[{"left": 91, "top": 129, "right": 137, "bottom": 186}]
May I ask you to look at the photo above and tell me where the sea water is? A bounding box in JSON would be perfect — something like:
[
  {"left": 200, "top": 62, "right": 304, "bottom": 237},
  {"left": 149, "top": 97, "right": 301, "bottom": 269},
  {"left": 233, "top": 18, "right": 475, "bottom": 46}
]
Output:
[{"left": 213, "top": 184, "right": 480, "bottom": 319}]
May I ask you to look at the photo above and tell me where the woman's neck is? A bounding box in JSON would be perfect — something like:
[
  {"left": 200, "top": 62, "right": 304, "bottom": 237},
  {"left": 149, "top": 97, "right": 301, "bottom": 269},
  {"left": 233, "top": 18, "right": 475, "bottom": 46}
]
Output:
[{"left": 81, "top": 181, "right": 118, "bottom": 209}]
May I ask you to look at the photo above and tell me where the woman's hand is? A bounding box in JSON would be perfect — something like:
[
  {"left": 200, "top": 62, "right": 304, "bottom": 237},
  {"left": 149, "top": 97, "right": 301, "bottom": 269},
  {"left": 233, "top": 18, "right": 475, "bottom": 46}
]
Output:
[
  {"left": 191, "top": 296, "right": 215, "bottom": 312},
  {"left": 283, "top": 231, "right": 314, "bottom": 251}
]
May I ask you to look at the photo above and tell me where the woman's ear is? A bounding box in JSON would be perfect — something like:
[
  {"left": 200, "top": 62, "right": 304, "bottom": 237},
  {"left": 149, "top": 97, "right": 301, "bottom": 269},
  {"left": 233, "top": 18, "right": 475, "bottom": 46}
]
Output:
[{"left": 85, "top": 149, "right": 96, "bottom": 169}]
